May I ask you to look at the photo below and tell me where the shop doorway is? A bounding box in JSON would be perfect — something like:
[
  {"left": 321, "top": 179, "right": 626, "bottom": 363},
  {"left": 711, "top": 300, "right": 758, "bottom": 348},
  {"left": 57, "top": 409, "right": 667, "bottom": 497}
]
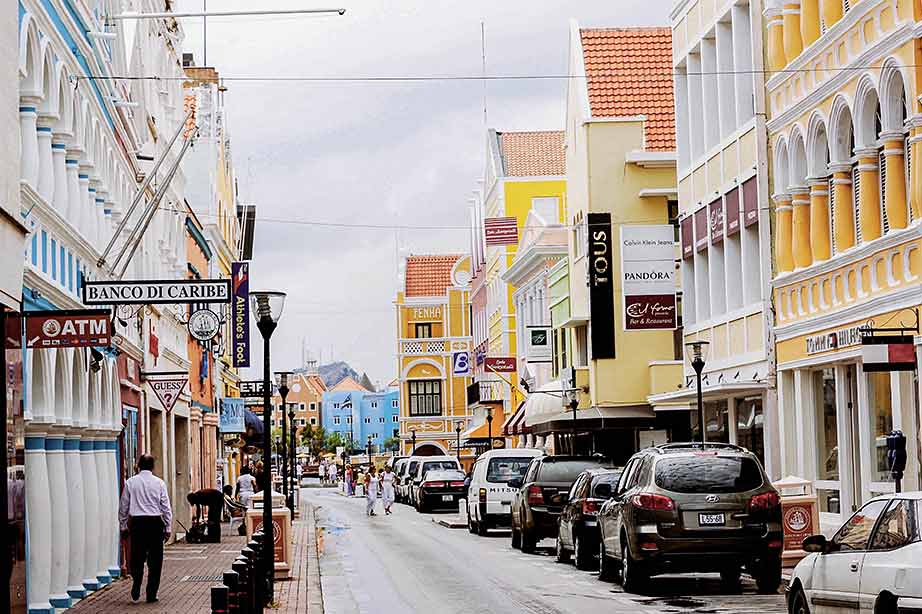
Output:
[{"left": 150, "top": 409, "right": 164, "bottom": 479}]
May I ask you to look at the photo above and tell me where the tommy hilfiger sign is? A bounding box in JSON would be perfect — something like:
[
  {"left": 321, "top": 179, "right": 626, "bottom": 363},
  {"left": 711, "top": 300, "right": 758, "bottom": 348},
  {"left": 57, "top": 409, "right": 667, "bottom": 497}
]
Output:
[{"left": 805, "top": 325, "right": 869, "bottom": 355}]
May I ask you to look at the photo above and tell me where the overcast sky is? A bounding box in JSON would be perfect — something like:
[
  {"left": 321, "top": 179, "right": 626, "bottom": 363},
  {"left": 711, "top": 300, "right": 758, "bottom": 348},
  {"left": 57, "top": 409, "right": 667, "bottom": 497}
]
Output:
[{"left": 175, "top": 0, "right": 670, "bottom": 385}]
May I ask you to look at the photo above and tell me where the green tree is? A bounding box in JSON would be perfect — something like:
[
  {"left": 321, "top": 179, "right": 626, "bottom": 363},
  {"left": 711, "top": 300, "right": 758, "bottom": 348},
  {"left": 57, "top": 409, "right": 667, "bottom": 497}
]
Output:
[{"left": 382, "top": 436, "right": 401, "bottom": 453}]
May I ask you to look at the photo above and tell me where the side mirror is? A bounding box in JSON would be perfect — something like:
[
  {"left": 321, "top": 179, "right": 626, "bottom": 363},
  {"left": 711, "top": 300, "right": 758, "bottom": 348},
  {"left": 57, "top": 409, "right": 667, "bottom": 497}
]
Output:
[
  {"left": 595, "top": 483, "right": 613, "bottom": 499},
  {"left": 507, "top": 477, "right": 523, "bottom": 489},
  {"left": 802, "top": 534, "right": 831, "bottom": 554}
]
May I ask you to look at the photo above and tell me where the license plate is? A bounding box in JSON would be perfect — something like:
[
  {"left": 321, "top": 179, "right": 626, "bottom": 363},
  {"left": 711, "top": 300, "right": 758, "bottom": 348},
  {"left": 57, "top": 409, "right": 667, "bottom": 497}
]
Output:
[
  {"left": 442, "top": 495, "right": 454, "bottom": 502},
  {"left": 501, "top": 500, "right": 511, "bottom": 506},
  {"left": 699, "top": 513, "right": 725, "bottom": 526}
]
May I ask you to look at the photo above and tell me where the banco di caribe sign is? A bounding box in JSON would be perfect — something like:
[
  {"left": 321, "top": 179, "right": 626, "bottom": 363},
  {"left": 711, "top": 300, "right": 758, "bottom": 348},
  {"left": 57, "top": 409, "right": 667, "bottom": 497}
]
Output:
[{"left": 83, "top": 279, "right": 232, "bottom": 305}]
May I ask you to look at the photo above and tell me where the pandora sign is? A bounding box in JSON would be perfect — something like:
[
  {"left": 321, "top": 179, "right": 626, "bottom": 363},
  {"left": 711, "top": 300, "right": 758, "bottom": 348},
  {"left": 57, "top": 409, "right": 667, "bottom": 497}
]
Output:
[{"left": 620, "top": 225, "right": 677, "bottom": 331}]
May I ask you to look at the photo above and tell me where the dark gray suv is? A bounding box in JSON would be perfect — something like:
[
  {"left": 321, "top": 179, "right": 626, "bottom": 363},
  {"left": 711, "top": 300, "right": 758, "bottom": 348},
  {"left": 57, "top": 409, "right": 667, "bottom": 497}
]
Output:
[{"left": 597, "top": 443, "right": 782, "bottom": 593}]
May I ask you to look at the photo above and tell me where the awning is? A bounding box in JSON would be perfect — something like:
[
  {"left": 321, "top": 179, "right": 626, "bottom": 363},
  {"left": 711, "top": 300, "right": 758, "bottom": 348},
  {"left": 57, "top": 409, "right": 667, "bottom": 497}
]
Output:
[
  {"left": 528, "top": 405, "right": 655, "bottom": 428},
  {"left": 647, "top": 381, "right": 769, "bottom": 405},
  {"left": 502, "top": 401, "right": 528, "bottom": 436},
  {"left": 558, "top": 315, "right": 589, "bottom": 329},
  {"left": 461, "top": 407, "right": 507, "bottom": 441},
  {"left": 523, "top": 379, "right": 566, "bottom": 427}
]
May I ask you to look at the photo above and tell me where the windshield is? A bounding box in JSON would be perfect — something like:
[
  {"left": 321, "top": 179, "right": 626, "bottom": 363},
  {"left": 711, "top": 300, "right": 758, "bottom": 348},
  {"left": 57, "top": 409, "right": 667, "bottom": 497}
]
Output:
[
  {"left": 487, "top": 457, "right": 533, "bottom": 483},
  {"left": 421, "top": 461, "right": 459, "bottom": 475},
  {"left": 537, "top": 459, "right": 611, "bottom": 482},
  {"left": 654, "top": 455, "right": 764, "bottom": 493}
]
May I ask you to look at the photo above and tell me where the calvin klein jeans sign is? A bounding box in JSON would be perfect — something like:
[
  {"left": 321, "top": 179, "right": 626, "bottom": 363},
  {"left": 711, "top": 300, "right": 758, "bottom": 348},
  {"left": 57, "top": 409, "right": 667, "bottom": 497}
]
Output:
[
  {"left": 620, "top": 225, "right": 677, "bottom": 331},
  {"left": 587, "top": 212, "right": 616, "bottom": 359},
  {"left": 83, "top": 279, "right": 232, "bottom": 305}
]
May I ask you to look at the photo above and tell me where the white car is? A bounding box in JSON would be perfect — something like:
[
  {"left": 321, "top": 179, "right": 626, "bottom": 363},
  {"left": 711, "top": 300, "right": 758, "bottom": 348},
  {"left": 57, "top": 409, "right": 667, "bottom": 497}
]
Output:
[
  {"left": 467, "top": 448, "right": 542, "bottom": 536},
  {"left": 788, "top": 491, "right": 922, "bottom": 614}
]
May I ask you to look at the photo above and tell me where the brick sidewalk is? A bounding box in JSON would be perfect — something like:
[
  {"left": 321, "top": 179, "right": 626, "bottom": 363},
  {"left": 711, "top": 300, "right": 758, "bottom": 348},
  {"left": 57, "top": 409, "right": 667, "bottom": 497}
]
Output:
[{"left": 70, "top": 497, "right": 320, "bottom": 613}]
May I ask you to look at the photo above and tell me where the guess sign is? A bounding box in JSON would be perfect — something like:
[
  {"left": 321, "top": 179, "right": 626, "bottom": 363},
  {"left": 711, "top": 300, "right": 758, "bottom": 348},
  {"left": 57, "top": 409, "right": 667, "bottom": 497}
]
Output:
[
  {"left": 148, "top": 377, "right": 187, "bottom": 413},
  {"left": 24, "top": 310, "right": 111, "bottom": 348}
]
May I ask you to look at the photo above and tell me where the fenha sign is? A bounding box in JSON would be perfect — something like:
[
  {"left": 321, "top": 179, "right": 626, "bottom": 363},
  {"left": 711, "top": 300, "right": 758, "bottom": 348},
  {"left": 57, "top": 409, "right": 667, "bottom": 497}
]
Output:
[{"left": 83, "top": 279, "right": 232, "bottom": 305}]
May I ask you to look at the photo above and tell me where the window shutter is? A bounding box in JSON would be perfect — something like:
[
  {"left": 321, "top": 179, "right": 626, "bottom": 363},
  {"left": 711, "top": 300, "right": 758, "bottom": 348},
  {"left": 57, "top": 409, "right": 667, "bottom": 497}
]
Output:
[
  {"left": 853, "top": 164, "right": 862, "bottom": 244},
  {"left": 843, "top": 0, "right": 851, "bottom": 12},
  {"left": 829, "top": 177, "right": 837, "bottom": 255},
  {"left": 879, "top": 150, "right": 890, "bottom": 234}
]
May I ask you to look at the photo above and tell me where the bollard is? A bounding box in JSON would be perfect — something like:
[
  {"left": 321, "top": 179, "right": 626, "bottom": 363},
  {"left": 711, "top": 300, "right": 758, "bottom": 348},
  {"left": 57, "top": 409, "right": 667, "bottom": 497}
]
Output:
[
  {"left": 211, "top": 585, "right": 229, "bottom": 614},
  {"left": 232, "top": 560, "right": 250, "bottom": 614},
  {"left": 242, "top": 546, "right": 261, "bottom": 611},
  {"left": 237, "top": 555, "right": 258, "bottom": 614},
  {"left": 223, "top": 571, "right": 240, "bottom": 614}
]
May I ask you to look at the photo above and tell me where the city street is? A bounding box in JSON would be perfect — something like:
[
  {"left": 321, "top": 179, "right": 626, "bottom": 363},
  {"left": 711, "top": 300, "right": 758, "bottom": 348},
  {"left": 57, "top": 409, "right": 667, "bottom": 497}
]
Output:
[{"left": 307, "top": 488, "right": 788, "bottom": 614}]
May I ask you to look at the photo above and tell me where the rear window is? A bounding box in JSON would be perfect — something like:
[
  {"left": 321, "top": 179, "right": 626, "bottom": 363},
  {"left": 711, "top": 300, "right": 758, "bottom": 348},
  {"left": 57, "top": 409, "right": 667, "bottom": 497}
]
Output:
[
  {"left": 425, "top": 470, "right": 465, "bottom": 482},
  {"left": 421, "top": 461, "right": 459, "bottom": 475},
  {"left": 487, "top": 457, "right": 533, "bottom": 483},
  {"left": 407, "top": 461, "right": 419, "bottom": 476},
  {"left": 537, "top": 459, "right": 610, "bottom": 482},
  {"left": 590, "top": 472, "right": 622, "bottom": 497},
  {"left": 654, "top": 455, "right": 764, "bottom": 493}
]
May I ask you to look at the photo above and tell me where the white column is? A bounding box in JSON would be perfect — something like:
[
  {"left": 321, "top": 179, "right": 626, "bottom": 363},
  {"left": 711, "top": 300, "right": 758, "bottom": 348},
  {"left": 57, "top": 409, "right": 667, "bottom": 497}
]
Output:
[
  {"left": 93, "top": 439, "right": 113, "bottom": 585},
  {"left": 106, "top": 439, "right": 122, "bottom": 578},
  {"left": 835, "top": 365, "right": 857, "bottom": 517},
  {"left": 88, "top": 180, "right": 101, "bottom": 245},
  {"left": 64, "top": 435, "right": 88, "bottom": 600},
  {"left": 51, "top": 137, "right": 69, "bottom": 214},
  {"left": 80, "top": 437, "right": 101, "bottom": 591},
  {"left": 65, "top": 153, "right": 82, "bottom": 227},
  {"left": 24, "top": 433, "right": 53, "bottom": 613},
  {"left": 20, "top": 101, "right": 40, "bottom": 187},
  {"left": 36, "top": 121, "right": 55, "bottom": 202},
  {"left": 77, "top": 165, "right": 92, "bottom": 240},
  {"left": 46, "top": 434, "right": 72, "bottom": 609},
  {"left": 794, "top": 369, "right": 817, "bottom": 480}
]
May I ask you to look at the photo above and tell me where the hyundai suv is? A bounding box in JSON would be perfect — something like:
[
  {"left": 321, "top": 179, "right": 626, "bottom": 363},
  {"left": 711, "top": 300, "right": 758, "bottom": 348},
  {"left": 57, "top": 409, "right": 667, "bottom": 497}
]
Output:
[{"left": 597, "top": 443, "right": 782, "bottom": 593}]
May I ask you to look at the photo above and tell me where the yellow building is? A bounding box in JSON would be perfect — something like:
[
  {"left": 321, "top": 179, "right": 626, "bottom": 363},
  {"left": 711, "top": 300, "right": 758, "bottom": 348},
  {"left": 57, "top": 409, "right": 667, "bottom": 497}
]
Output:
[
  {"left": 469, "top": 131, "right": 566, "bottom": 432},
  {"left": 764, "top": 0, "right": 922, "bottom": 522},
  {"left": 538, "top": 24, "right": 684, "bottom": 461},
  {"left": 395, "top": 255, "right": 475, "bottom": 465}
]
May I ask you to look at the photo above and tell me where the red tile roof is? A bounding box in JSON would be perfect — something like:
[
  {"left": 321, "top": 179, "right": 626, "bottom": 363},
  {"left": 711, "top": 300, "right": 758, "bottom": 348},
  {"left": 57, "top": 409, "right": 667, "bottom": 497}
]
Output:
[
  {"left": 579, "top": 27, "right": 675, "bottom": 152},
  {"left": 405, "top": 254, "right": 462, "bottom": 297},
  {"left": 498, "top": 131, "right": 566, "bottom": 176},
  {"left": 331, "top": 376, "right": 371, "bottom": 392}
]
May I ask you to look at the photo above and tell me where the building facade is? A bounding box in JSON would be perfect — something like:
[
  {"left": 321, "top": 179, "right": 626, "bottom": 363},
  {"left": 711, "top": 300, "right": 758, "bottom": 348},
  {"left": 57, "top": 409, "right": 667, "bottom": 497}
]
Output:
[
  {"left": 321, "top": 388, "right": 399, "bottom": 453},
  {"left": 763, "top": 0, "right": 922, "bottom": 524},
  {"left": 395, "top": 255, "right": 474, "bottom": 463},
  {"left": 271, "top": 370, "right": 326, "bottom": 436},
  {"left": 658, "top": 0, "right": 777, "bottom": 473}
]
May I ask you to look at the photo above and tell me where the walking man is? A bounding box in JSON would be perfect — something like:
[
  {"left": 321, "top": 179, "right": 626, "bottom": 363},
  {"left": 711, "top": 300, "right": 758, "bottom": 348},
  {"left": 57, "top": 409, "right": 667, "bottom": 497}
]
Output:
[{"left": 119, "top": 454, "right": 173, "bottom": 604}]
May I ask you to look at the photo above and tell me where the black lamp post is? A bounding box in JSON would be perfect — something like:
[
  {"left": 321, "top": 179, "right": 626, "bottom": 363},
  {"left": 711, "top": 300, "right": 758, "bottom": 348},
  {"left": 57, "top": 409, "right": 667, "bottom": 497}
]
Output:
[
  {"left": 486, "top": 407, "right": 493, "bottom": 452},
  {"left": 275, "top": 371, "right": 292, "bottom": 514},
  {"left": 288, "top": 402, "right": 297, "bottom": 514},
  {"left": 566, "top": 389, "right": 579, "bottom": 455},
  {"left": 366, "top": 435, "right": 373, "bottom": 460},
  {"left": 410, "top": 427, "right": 417, "bottom": 454},
  {"left": 685, "top": 340, "right": 710, "bottom": 444},
  {"left": 455, "top": 421, "right": 462, "bottom": 461},
  {"left": 252, "top": 289, "right": 286, "bottom": 604}
]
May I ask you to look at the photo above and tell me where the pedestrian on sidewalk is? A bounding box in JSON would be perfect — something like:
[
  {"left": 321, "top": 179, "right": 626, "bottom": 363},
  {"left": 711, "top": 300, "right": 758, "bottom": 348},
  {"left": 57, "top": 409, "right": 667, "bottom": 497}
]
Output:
[
  {"left": 329, "top": 462, "right": 338, "bottom": 487},
  {"left": 319, "top": 462, "right": 326, "bottom": 486},
  {"left": 235, "top": 465, "right": 257, "bottom": 507},
  {"left": 365, "top": 466, "right": 380, "bottom": 516},
  {"left": 118, "top": 454, "right": 172, "bottom": 604},
  {"left": 381, "top": 466, "right": 395, "bottom": 515},
  {"left": 344, "top": 464, "right": 353, "bottom": 496}
]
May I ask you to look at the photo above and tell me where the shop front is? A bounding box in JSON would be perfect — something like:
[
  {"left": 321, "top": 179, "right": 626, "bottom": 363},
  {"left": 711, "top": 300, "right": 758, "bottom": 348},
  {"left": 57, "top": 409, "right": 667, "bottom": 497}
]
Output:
[{"left": 776, "top": 315, "right": 922, "bottom": 528}]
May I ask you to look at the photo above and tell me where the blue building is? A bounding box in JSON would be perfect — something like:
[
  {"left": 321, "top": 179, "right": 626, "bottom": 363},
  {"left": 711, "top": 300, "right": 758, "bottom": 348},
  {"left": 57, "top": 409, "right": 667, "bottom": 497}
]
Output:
[{"left": 322, "top": 389, "right": 400, "bottom": 453}]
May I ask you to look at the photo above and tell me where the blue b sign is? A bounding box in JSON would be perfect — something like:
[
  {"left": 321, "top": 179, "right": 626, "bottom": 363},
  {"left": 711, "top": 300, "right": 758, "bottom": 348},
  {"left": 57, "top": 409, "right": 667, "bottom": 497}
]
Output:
[
  {"left": 220, "top": 398, "right": 245, "bottom": 433},
  {"left": 452, "top": 351, "right": 472, "bottom": 377}
]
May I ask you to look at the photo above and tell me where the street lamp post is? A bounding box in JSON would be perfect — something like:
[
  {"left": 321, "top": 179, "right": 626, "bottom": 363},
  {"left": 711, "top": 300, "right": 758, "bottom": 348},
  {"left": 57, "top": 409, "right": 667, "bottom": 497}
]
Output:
[
  {"left": 288, "top": 403, "right": 297, "bottom": 514},
  {"left": 252, "top": 289, "right": 286, "bottom": 604},
  {"left": 685, "top": 341, "right": 710, "bottom": 444},
  {"left": 455, "top": 422, "right": 462, "bottom": 462},
  {"left": 275, "top": 371, "right": 292, "bottom": 515},
  {"left": 410, "top": 427, "right": 417, "bottom": 454},
  {"left": 366, "top": 435, "right": 373, "bottom": 461},
  {"left": 565, "top": 389, "right": 579, "bottom": 455},
  {"left": 486, "top": 407, "right": 493, "bottom": 452}
]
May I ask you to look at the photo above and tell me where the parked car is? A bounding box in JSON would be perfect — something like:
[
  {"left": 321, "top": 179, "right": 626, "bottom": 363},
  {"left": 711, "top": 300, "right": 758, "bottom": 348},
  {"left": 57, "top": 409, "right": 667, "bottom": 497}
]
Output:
[
  {"left": 556, "top": 468, "right": 623, "bottom": 570},
  {"left": 509, "top": 455, "right": 616, "bottom": 553},
  {"left": 467, "top": 448, "right": 543, "bottom": 536},
  {"left": 597, "top": 442, "right": 782, "bottom": 593},
  {"left": 413, "top": 469, "right": 468, "bottom": 513},
  {"left": 397, "top": 457, "right": 422, "bottom": 503},
  {"left": 385, "top": 455, "right": 408, "bottom": 471},
  {"left": 391, "top": 458, "right": 408, "bottom": 500},
  {"left": 787, "top": 492, "right": 922, "bottom": 614},
  {"left": 409, "top": 456, "right": 462, "bottom": 510}
]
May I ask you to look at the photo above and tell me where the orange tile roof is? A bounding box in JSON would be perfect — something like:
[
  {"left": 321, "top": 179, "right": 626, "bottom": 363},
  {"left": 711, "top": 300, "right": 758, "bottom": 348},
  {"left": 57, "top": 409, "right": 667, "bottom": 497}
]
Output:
[
  {"left": 331, "top": 376, "right": 371, "bottom": 392},
  {"left": 579, "top": 28, "right": 675, "bottom": 152},
  {"left": 498, "top": 131, "right": 566, "bottom": 176},
  {"left": 405, "top": 254, "right": 462, "bottom": 297}
]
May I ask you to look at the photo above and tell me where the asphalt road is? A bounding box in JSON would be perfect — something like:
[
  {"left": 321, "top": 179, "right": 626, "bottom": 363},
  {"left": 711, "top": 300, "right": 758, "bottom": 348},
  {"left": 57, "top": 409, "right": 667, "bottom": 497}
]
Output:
[{"left": 305, "top": 487, "right": 789, "bottom": 614}]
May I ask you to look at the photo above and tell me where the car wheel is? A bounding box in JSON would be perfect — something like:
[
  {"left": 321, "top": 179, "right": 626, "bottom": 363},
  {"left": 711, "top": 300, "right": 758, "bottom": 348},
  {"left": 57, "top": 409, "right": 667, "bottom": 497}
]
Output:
[
  {"left": 510, "top": 524, "right": 521, "bottom": 549},
  {"left": 720, "top": 566, "right": 742, "bottom": 590},
  {"left": 477, "top": 516, "right": 489, "bottom": 537},
  {"left": 555, "top": 533, "right": 571, "bottom": 563},
  {"left": 788, "top": 586, "right": 809, "bottom": 614},
  {"left": 574, "top": 533, "right": 594, "bottom": 571},
  {"left": 620, "top": 540, "right": 647, "bottom": 594},
  {"left": 754, "top": 555, "right": 782, "bottom": 594},
  {"left": 874, "top": 592, "right": 898, "bottom": 614},
  {"left": 520, "top": 527, "right": 536, "bottom": 554},
  {"left": 598, "top": 540, "right": 615, "bottom": 582},
  {"left": 467, "top": 514, "right": 476, "bottom": 534}
]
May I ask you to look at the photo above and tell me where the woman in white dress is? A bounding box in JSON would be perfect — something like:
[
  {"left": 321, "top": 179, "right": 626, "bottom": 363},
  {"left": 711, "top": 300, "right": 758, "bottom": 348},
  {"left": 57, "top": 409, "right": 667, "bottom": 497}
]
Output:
[
  {"left": 365, "top": 467, "right": 380, "bottom": 516},
  {"left": 381, "top": 467, "right": 396, "bottom": 515}
]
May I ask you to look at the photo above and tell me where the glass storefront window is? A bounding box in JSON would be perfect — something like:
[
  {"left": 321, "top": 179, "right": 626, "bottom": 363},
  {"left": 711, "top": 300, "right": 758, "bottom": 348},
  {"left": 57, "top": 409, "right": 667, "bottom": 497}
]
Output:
[
  {"left": 817, "top": 488, "right": 841, "bottom": 514},
  {"left": 815, "top": 369, "right": 839, "bottom": 481},
  {"left": 691, "top": 399, "right": 730, "bottom": 443},
  {"left": 736, "top": 396, "right": 764, "bottom": 464},
  {"left": 867, "top": 372, "right": 893, "bottom": 482}
]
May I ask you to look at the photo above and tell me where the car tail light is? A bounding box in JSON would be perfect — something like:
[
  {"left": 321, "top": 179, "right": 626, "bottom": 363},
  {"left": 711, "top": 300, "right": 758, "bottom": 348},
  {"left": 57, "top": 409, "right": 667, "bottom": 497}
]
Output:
[
  {"left": 631, "top": 493, "right": 675, "bottom": 511},
  {"left": 449, "top": 481, "right": 466, "bottom": 488},
  {"left": 582, "top": 499, "right": 601, "bottom": 515},
  {"left": 639, "top": 541, "right": 659, "bottom": 551},
  {"left": 748, "top": 491, "right": 781, "bottom": 513},
  {"left": 478, "top": 488, "right": 487, "bottom": 503},
  {"left": 527, "top": 485, "right": 544, "bottom": 505}
]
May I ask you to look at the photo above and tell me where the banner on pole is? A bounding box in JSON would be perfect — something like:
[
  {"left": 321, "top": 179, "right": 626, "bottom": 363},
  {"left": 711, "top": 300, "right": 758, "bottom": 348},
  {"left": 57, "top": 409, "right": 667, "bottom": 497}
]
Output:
[
  {"left": 231, "top": 262, "right": 250, "bottom": 367},
  {"left": 220, "top": 397, "right": 246, "bottom": 433}
]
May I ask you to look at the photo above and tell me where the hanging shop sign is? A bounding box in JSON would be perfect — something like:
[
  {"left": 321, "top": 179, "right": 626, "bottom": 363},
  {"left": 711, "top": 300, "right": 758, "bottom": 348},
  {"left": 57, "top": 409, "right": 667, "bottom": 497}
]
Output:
[
  {"left": 805, "top": 324, "right": 869, "bottom": 355},
  {"left": 23, "top": 309, "right": 111, "bottom": 349},
  {"left": 408, "top": 305, "right": 442, "bottom": 321},
  {"left": 231, "top": 262, "right": 250, "bottom": 367},
  {"left": 709, "top": 198, "right": 724, "bottom": 245},
  {"left": 680, "top": 216, "right": 693, "bottom": 260},
  {"left": 452, "top": 351, "right": 472, "bottom": 377},
  {"left": 525, "top": 326, "right": 552, "bottom": 363},
  {"left": 620, "top": 225, "right": 677, "bottom": 331},
  {"left": 743, "top": 176, "right": 759, "bottom": 227},
  {"left": 83, "top": 279, "right": 231, "bottom": 305},
  {"left": 188, "top": 308, "right": 220, "bottom": 341},
  {"left": 147, "top": 375, "right": 187, "bottom": 413},
  {"left": 587, "top": 212, "right": 616, "bottom": 359},
  {"left": 861, "top": 335, "right": 917, "bottom": 372},
  {"left": 725, "top": 187, "right": 741, "bottom": 236},
  {"left": 484, "top": 217, "right": 519, "bottom": 246},
  {"left": 484, "top": 356, "right": 517, "bottom": 373},
  {"left": 694, "top": 208, "right": 708, "bottom": 252},
  {"left": 220, "top": 397, "right": 246, "bottom": 433},
  {"left": 240, "top": 379, "right": 271, "bottom": 398}
]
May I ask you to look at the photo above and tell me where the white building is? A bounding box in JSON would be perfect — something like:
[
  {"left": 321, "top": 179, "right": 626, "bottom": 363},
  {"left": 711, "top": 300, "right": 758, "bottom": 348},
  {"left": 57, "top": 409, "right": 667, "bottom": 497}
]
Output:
[{"left": 17, "top": 2, "right": 191, "bottom": 612}]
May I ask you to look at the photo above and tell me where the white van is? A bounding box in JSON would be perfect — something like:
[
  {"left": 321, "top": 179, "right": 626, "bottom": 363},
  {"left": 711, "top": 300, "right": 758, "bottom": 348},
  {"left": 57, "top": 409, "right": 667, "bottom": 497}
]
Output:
[{"left": 467, "top": 448, "right": 543, "bottom": 535}]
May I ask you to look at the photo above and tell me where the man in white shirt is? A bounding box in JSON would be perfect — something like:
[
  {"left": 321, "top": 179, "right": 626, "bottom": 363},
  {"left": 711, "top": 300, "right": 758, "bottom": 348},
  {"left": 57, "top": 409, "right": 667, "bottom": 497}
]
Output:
[{"left": 119, "top": 454, "right": 172, "bottom": 604}]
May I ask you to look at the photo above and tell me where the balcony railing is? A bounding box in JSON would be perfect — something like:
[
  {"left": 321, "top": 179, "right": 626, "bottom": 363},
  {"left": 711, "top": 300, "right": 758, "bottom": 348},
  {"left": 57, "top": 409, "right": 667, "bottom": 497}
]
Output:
[{"left": 400, "top": 337, "right": 470, "bottom": 355}]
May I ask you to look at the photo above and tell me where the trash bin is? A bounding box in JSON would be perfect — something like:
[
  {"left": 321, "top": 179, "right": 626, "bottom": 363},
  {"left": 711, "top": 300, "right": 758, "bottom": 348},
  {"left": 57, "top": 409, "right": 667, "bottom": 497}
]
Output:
[{"left": 773, "top": 475, "right": 820, "bottom": 568}]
